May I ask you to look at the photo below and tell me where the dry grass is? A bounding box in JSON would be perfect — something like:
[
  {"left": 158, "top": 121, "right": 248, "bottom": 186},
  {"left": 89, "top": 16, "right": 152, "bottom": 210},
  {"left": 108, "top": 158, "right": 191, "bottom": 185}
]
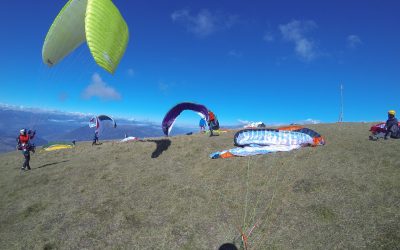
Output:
[{"left": 0, "top": 123, "right": 399, "bottom": 249}]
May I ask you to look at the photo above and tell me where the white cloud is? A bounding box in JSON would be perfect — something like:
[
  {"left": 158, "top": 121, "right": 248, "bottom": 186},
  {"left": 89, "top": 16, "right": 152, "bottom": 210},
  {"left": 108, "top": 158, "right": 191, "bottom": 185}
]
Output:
[
  {"left": 48, "top": 119, "right": 77, "bottom": 123},
  {"left": 304, "top": 118, "right": 320, "bottom": 124},
  {"left": 228, "top": 49, "right": 242, "bottom": 57},
  {"left": 263, "top": 32, "right": 274, "bottom": 42},
  {"left": 159, "top": 82, "right": 168, "bottom": 91},
  {"left": 238, "top": 119, "right": 251, "bottom": 124},
  {"left": 292, "top": 118, "right": 321, "bottom": 125},
  {"left": 171, "top": 9, "right": 237, "bottom": 37},
  {"left": 81, "top": 73, "right": 121, "bottom": 101},
  {"left": 239, "top": 118, "right": 320, "bottom": 126},
  {"left": 279, "top": 20, "right": 318, "bottom": 61},
  {"left": 158, "top": 81, "right": 170, "bottom": 95},
  {"left": 0, "top": 103, "right": 91, "bottom": 117},
  {"left": 347, "top": 35, "right": 362, "bottom": 48}
]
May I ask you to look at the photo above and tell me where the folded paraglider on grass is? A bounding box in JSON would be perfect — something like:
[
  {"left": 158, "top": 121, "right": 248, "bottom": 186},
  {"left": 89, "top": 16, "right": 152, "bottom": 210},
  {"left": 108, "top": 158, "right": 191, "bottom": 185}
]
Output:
[
  {"left": 42, "top": 142, "right": 75, "bottom": 152},
  {"left": 119, "top": 136, "right": 140, "bottom": 143},
  {"left": 210, "top": 126, "right": 325, "bottom": 159}
]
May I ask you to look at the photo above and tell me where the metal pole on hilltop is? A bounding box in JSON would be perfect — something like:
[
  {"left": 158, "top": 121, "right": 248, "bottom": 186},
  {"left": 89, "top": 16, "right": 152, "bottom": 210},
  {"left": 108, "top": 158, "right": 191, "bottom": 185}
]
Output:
[{"left": 338, "top": 84, "right": 344, "bottom": 123}]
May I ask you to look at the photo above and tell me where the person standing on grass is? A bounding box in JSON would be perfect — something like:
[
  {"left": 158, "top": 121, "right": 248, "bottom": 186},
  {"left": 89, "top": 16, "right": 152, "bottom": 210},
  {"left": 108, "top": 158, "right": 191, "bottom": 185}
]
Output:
[
  {"left": 208, "top": 110, "right": 217, "bottom": 136},
  {"left": 16, "top": 129, "right": 36, "bottom": 171},
  {"left": 92, "top": 131, "right": 99, "bottom": 145},
  {"left": 199, "top": 118, "right": 207, "bottom": 133}
]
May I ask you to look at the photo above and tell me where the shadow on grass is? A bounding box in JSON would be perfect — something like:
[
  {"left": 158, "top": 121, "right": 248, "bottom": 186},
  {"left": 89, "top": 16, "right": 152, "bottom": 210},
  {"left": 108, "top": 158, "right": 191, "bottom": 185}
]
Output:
[
  {"left": 21, "top": 202, "right": 46, "bottom": 218},
  {"left": 219, "top": 243, "right": 238, "bottom": 250},
  {"left": 292, "top": 179, "right": 322, "bottom": 193},
  {"left": 146, "top": 139, "right": 171, "bottom": 158},
  {"left": 309, "top": 204, "right": 336, "bottom": 223},
  {"left": 43, "top": 242, "right": 57, "bottom": 250},
  {"left": 37, "top": 160, "right": 69, "bottom": 169}
]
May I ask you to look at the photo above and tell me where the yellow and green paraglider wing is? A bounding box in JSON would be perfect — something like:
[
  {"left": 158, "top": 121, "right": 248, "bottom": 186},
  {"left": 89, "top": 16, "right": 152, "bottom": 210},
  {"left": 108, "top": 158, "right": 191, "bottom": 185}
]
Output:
[
  {"left": 85, "top": 0, "right": 129, "bottom": 74},
  {"left": 42, "top": 142, "right": 75, "bottom": 152},
  {"left": 42, "top": 0, "right": 87, "bottom": 66}
]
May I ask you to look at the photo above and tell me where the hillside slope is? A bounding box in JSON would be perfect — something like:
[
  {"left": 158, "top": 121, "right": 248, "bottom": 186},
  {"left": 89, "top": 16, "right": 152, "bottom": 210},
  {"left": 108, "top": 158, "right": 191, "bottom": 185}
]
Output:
[
  {"left": 0, "top": 106, "right": 194, "bottom": 153},
  {"left": 0, "top": 123, "right": 399, "bottom": 249}
]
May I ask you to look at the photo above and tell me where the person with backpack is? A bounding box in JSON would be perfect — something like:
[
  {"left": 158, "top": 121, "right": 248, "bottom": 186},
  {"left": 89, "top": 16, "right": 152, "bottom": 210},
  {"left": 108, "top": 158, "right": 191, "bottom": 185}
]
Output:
[
  {"left": 16, "top": 129, "right": 36, "bottom": 171},
  {"left": 208, "top": 110, "right": 220, "bottom": 136},
  {"left": 385, "top": 110, "right": 400, "bottom": 139}
]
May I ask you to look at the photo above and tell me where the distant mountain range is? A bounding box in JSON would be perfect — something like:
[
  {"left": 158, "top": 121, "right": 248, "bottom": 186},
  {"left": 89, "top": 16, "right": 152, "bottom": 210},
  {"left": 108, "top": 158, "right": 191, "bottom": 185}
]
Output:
[{"left": 0, "top": 104, "right": 194, "bottom": 153}]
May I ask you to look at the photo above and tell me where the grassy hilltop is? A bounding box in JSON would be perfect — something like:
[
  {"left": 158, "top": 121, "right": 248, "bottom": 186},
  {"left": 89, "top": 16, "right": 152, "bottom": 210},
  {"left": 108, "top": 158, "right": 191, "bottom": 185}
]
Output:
[{"left": 0, "top": 123, "right": 399, "bottom": 249}]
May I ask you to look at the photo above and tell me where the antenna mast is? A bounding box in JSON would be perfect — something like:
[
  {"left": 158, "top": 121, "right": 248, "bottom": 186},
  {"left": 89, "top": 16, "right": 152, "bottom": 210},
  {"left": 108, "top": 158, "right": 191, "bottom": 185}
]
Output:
[{"left": 338, "top": 84, "right": 344, "bottom": 122}]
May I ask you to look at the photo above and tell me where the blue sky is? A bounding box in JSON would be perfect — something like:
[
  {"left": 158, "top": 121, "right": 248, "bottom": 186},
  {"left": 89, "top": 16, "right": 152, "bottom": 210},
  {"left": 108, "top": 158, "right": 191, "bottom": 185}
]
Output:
[{"left": 1, "top": 0, "right": 399, "bottom": 126}]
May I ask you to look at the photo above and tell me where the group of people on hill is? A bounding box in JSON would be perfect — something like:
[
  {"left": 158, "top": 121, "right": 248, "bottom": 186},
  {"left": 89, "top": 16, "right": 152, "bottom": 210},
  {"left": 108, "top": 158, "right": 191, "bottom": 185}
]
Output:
[{"left": 16, "top": 109, "right": 399, "bottom": 171}]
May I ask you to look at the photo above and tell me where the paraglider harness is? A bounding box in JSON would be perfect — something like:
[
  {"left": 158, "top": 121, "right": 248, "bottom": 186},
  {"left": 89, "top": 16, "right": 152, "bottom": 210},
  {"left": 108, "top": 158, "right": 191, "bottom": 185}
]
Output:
[
  {"left": 207, "top": 111, "right": 218, "bottom": 129},
  {"left": 16, "top": 143, "right": 36, "bottom": 153},
  {"left": 210, "top": 118, "right": 220, "bottom": 130}
]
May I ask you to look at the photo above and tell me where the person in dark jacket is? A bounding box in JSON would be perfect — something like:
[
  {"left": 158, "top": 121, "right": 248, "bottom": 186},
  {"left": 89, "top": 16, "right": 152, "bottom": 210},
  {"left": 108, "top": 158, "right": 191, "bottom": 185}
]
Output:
[
  {"left": 385, "top": 110, "right": 400, "bottom": 139},
  {"left": 17, "top": 129, "right": 36, "bottom": 171},
  {"left": 208, "top": 110, "right": 220, "bottom": 136},
  {"left": 92, "top": 131, "right": 99, "bottom": 145}
]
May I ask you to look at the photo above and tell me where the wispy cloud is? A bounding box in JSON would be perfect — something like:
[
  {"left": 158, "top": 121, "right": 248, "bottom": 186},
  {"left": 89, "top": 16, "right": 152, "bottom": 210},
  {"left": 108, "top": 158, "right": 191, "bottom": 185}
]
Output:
[
  {"left": 228, "top": 49, "right": 242, "bottom": 57},
  {"left": 127, "top": 68, "right": 135, "bottom": 77},
  {"left": 159, "top": 82, "right": 168, "bottom": 91},
  {"left": 158, "top": 81, "right": 171, "bottom": 95},
  {"left": 48, "top": 119, "right": 77, "bottom": 123},
  {"left": 239, "top": 118, "right": 320, "bottom": 126},
  {"left": 81, "top": 73, "right": 121, "bottom": 101},
  {"left": 59, "top": 92, "right": 68, "bottom": 102},
  {"left": 292, "top": 118, "right": 321, "bottom": 125},
  {"left": 263, "top": 32, "right": 274, "bottom": 42},
  {"left": 171, "top": 9, "right": 237, "bottom": 37},
  {"left": 347, "top": 35, "right": 362, "bottom": 49},
  {"left": 238, "top": 119, "right": 252, "bottom": 124},
  {"left": 0, "top": 103, "right": 91, "bottom": 117},
  {"left": 279, "top": 20, "right": 318, "bottom": 61},
  {"left": 238, "top": 119, "right": 285, "bottom": 127},
  {"left": 238, "top": 119, "right": 264, "bottom": 127}
]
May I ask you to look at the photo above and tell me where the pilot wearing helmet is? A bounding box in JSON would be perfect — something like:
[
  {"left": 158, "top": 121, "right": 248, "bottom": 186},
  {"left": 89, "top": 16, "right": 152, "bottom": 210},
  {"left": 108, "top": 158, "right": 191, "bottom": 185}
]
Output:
[
  {"left": 385, "top": 110, "right": 400, "bottom": 139},
  {"left": 16, "top": 128, "right": 36, "bottom": 171}
]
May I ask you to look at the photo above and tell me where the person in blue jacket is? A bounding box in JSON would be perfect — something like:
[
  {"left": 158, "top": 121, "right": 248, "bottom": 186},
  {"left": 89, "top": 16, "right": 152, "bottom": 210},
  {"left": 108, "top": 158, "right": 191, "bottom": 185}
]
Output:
[{"left": 199, "top": 118, "right": 207, "bottom": 133}]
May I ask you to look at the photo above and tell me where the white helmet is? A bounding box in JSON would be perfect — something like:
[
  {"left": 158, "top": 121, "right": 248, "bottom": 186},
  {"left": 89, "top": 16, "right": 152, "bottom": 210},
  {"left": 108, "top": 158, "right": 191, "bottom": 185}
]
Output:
[{"left": 20, "top": 128, "right": 26, "bottom": 135}]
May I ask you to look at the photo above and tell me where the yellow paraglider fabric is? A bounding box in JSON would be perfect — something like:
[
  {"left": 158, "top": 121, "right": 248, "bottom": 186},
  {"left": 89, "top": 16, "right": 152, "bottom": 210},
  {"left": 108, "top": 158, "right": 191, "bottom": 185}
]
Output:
[
  {"left": 43, "top": 144, "right": 74, "bottom": 152},
  {"left": 42, "top": 0, "right": 87, "bottom": 67},
  {"left": 86, "top": 0, "right": 129, "bottom": 74},
  {"left": 42, "top": 0, "right": 129, "bottom": 74}
]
